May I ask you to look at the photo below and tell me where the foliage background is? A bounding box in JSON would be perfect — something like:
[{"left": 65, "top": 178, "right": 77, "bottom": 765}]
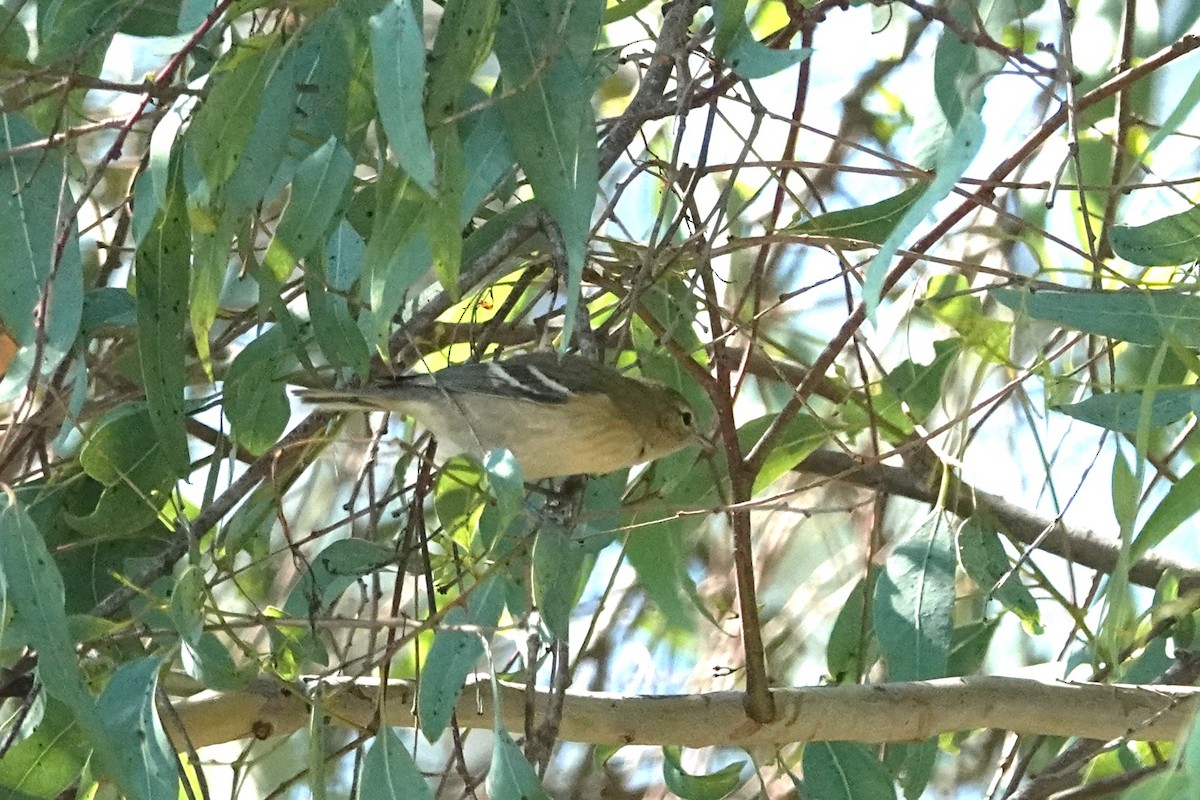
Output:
[{"left": 5, "top": 0, "right": 1200, "bottom": 798}]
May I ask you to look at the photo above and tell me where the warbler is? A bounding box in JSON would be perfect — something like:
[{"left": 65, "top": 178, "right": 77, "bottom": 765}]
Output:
[{"left": 296, "top": 353, "right": 700, "bottom": 479}]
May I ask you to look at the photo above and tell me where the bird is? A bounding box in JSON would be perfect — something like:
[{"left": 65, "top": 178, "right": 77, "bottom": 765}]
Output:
[{"left": 296, "top": 352, "right": 700, "bottom": 480}]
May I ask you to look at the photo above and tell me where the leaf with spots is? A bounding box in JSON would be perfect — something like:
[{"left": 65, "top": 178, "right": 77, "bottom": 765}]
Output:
[{"left": 135, "top": 147, "right": 191, "bottom": 477}]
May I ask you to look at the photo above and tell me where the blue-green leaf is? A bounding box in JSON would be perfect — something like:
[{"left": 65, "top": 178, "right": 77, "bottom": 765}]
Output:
[
  {"left": 712, "top": 0, "right": 810, "bottom": 80},
  {"left": 360, "top": 726, "right": 433, "bottom": 800},
  {"left": 136, "top": 148, "right": 191, "bottom": 477},
  {"left": 1112, "top": 205, "right": 1200, "bottom": 266},
  {"left": 956, "top": 522, "right": 1041, "bottom": 632},
  {"left": 283, "top": 539, "right": 397, "bottom": 620},
  {"left": 493, "top": 0, "right": 601, "bottom": 340},
  {"left": 188, "top": 33, "right": 286, "bottom": 190},
  {"left": 426, "top": 0, "right": 499, "bottom": 121},
  {"left": 532, "top": 528, "right": 588, "bottom": 641},
  {"left": 264, "top": 137, "right": 355, "bottom": 281},
  {"left": 873, "top": 514, "right": 955, "bottom": 681},
  {"left": 370, "top": 0, "right": 437, "bottom": 195},
  {"left": 864, "top": 110, "right": 984, "bottom": 318},
  {"left": 992, "top": 287, "right": 1200, "bottom": 347},
  {"left": 93, "top": 658, "right": 178, "bottom": 800},
  {"left": 0, "top": 496, "right": 90, "bottom": 708},
  {"left": 223, "top": 329, "right": 290, "bottom": 456},
  {"left": 1058, "top": 388, "right": 1200, "bottom": 432},
  {"left": 802, "top": 741, "right": 898, "bottom": 800},
  {"left": 0, "top": 114, "right": 84, "bottom": 403},
  {"left": 486, "top": 726, "right": 549, "bottom": 800},
  {"left": 418, "top": 576, "right": 504, "bottom": 741}
]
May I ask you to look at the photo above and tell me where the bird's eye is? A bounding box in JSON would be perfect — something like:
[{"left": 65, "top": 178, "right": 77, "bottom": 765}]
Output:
[{"left": 680, "top": 409, "right": 694, "bottom": 428}]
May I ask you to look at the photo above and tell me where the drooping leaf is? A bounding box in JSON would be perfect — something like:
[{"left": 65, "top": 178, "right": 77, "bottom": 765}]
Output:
[
  {"left": 711, "top": 0, "right": 810, "bottom": 80},
  {"left": 874, "top": 514, "right": 955, "bottom": 681},
  {"left": 956, "top": 521, "right": 1041, "bottom": 632},
  {"left": 0, "top": 496, "right": 90, "bottom": 709},
  {"left": 486, "top": 725, "right": 550, "bottom": 800},
  {"left": 360, "top": 726, "right": 433, "bottom": 800},
  {"left": 187, "top": 33, "right": 287, "bottom": 190},
  {"left": 532, "top": 527, "right": 589, "bottom": 641},
  {"left": 493, "top": 0, "right": 602, "bottom": 340},
  {"left": 864, "top": 110, "right": 984, "bottom": 318},
  {"left": 417, "top": 575, "right": 504, "bottom": 741},
  {"left": 1133, "top": 461, "right": 1200, "bottom": 561},
  {"left": 826, "top": 573, "right": 875, "bottom": 684},
  {"left": 0, "top": 114, "right": 84, "bottom": 403},
  {"left": 264, "top": 137, "right": 354, "bottom": 281},
  {"left": 223, "top": 328, "right": 290, "bottom": 456},
  {"left": 369, "top": 0, "right": 437, "bottom": 195},
  {"left": 0, "top": 698, "right": 90, "bottom": 799},
  {"left": 426, "top": 0, "right": 499, "bottom": 121},
  {"left": 93, "top": 658, "right": 179, "bottom": 800},
  {"left": 135, "top": 147, "right": 191, "bottom": 477}
]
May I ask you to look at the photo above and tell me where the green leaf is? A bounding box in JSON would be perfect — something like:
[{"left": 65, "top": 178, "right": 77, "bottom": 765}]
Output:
[
  {"left": 873, "top": 514, "right": 955, "bottom": 681},
  {"left": 135, "top": 147, "right": 191, "bottom": 477},
  {"left": 369, "top": 0, "right": 437, "bottom": 195},
  {"left": 35, "top": 0, "right": 116, "bottom": 64},
  {"left": 956, "top": 521, "right": 1041, "bottom": 632},
  {"left": 0, "top": 495, "right": 91, "bottom": 709},
  {"left": 223, "top": 329, "right": 290, "bottom": 456},
  {"left": 711, "top": 0, "right": 810, "bottom": 80},
  {"left": 945, "top": 617, "right": 999, "bottom": 677},
  {"left": 880, "top": 339, "right": 961, "bottom": 424},
  {"left": 187, "top": 33, "right": 286, "bottom": 190},
  {"left": 493, "top": 0, "right": 601, "bottom": 340},
  {"left": 328, "top": 219, "right": 367, "bottom": 292},
  {"left": 170, "top": 565, "right": 205, "bottom": 643},
  {"left": 0, "top": 114, "right": 84, "bottom": 403},
  {"left": 283, "top": 539, "right": 397, "bottom": 620},
  {"left": 264, "top": 137, "right": 355, "bottom": 281},
  {"left": 752, "top": 413, "right": 828, "bottom": 495},
  {"left": 358, "top": 176, "right": 430, "bottom": 349},
  {"left": 417, "top": 575, "right": 504, "bottom": 741},
  {"left": 307, "top": 276, "right": 370, "bottom": 375},
  {"left": 459, "top": 103, "right": 516, "bottom": 222},
  {"left": 189, "top": 207, "right": 236, "bottom": 380},
  {"left": 360, "top": 726, "right": 433, "bottom": 800},
  {"left": 787, "top": 184, "right": 927, "bottom": 248},
  {"left": 802, "top": 741, "right": 898, "bottom": 800},
  {"left": 1056, "top": 388, "right": 1200, "bottom": 432},
  {"left": 661, "top": 746, "right": 746, "bottom": 800},
  {"left": 1112, "top": 204, "right": 1200, "bottom": 266},
  {"left": 1133, "top": 461, "right": 1200, "bottom": 562},
  {"left": 426, "top": 0, "right": 499, "bottom": 121},
  {"left": 864, "top": 110, "right": 984, "bottom": 318},
  {"left": 826, "top": 573, "right": 875, "bottom": 683},
  {"left": 623, "top": 518, "right": 699, "bottom": 632},
  {"left": 93, "top": 658, "right": 179, "bottom": 800},
  {"left": 0, "top": 698, "right": 90, "bottom": 799},
  {"left": 182, "top": 632, "right": 252, "bottom": 691},
  {"left": 991, "top": 287, "right": 1200, "bottom": 347},
  {"left": 532, "top": 527, "right": 589, "bottom": 641},
  {"left": 486, "top": 726, "right": 549, "bottom": 800},
  {"left": 899, "top": 738, "right": 937, "bottom": 800},
  {"left": 78, "top": 405, "right": 172, "bottom": 488},
  {"left": 117, "top": 0, "right": 182, "bottom": 36}
]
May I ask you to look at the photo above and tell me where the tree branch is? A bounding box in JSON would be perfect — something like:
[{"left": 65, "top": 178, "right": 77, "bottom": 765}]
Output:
[{"left": 169, "top": 674, "right": 1200, "bottom": 750}]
